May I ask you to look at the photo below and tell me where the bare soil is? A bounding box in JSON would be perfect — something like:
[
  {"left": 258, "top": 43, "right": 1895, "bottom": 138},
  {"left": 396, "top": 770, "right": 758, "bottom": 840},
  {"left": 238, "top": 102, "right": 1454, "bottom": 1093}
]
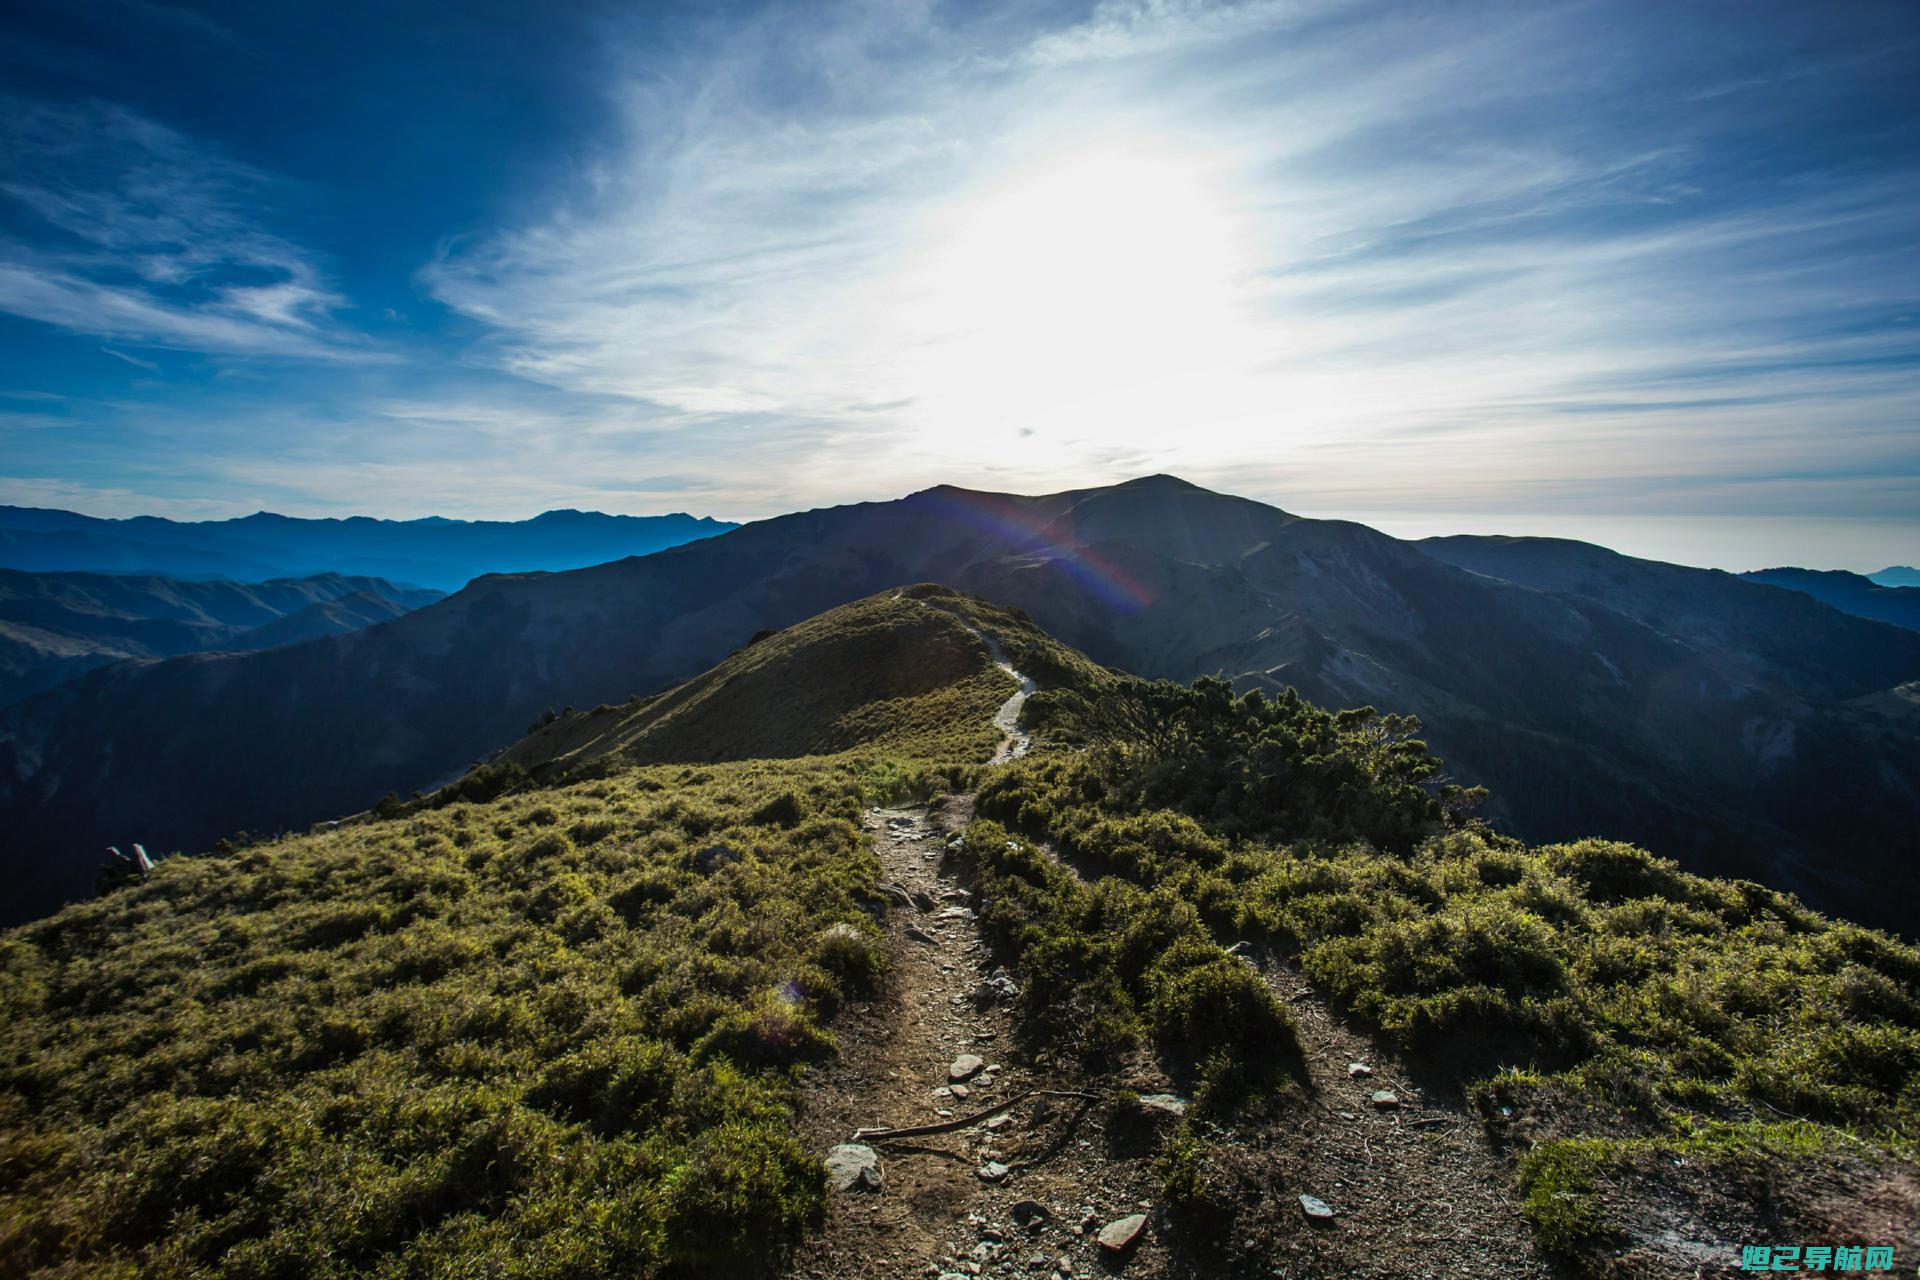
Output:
[{"left": 789, "top": 801, "right": 1189, "bottom": 1280}]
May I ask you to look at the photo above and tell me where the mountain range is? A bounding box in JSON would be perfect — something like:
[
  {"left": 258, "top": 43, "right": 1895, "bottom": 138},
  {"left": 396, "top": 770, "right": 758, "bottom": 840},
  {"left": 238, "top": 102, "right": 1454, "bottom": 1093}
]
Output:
[
  {"left": 0, "top": 569, "right": 444, "bottom": 708},
  {"left": 2, "top": 475, "right": 1916, "bottom": 929},
  {"left": 0, "top": 505, "right": 735, "bottom": 592},
  {"left": 1872, "top": 565, "right": 1920, "bottom": 588}
]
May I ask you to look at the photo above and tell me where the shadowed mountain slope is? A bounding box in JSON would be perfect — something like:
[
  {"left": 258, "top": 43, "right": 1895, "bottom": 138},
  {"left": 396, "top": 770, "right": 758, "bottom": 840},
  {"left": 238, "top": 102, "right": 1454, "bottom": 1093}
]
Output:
[
  {"left": 3, "top": 476, "right": 1917, "bottom": 928},
  {"left": 1741, "top": 566, "right": 1920, "bottom": 632},
  {"left": 0, "top": 569, "right": 443, "bottom": 708}
]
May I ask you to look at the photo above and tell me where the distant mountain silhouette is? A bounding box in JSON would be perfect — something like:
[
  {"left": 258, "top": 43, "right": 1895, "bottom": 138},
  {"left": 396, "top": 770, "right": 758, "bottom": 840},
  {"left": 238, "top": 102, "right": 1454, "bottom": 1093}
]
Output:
[
  {"left": 3, "top": 476, "right": 1916, "bottom": 928},
  {"left": 1871, "top": 565, "right": 1920, "bottom": 588},
  {"left": 0, "top": 569, "right": 443, "bottom": 708},
  {"left": 0, "top": 505, "right": 735, "bottom": 591},
  {"left": 1740, "top": 567, "right": 1920, "bottom": 632}
]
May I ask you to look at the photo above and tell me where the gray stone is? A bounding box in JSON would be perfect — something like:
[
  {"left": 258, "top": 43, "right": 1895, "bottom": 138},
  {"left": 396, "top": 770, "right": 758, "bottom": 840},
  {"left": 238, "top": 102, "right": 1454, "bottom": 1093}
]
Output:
[
  {"left": 1298, "top": 1194, "right": 1336, "bottom": 1221},
  {"left": 950, "top": 1053, "right": 986, "bottom": 1081},
  {"left": 877, "top": 882, "right": 915, "bottom": 908},
  {"left": 1097, "top": 1213, "right": 1148, "bottom": 1254},
  {"left": 825, "top": 1143, "right": 882, "bottom": 1193},
  {"left": 1010, "top": 1199, "right": 1052, "bottom": 1228},
  {"left": 1370, "top": 1089, "right": 1401, "bottom": 1110},
  {"left": 1136, "top": 1093, "right": 1188, "bottom": 1117},
  {"left": 974, "top": 972, "right": 1020, "bottom": 1007},
  {"left": 977, "top": 1161, "right": 1010, "bottom": 1183},
  {"left": 907, "top": 924, "right": 938, "bottom": 945},
  {"left": 1348, "top": 1062, "right": 1372, "bottom": 1078}
]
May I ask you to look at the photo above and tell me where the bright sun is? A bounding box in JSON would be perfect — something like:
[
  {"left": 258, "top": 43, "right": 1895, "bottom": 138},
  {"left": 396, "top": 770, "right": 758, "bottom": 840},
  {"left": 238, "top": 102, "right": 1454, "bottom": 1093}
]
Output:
[{"left": 898, "top": 144, "right": 1272, "bottom": 460}]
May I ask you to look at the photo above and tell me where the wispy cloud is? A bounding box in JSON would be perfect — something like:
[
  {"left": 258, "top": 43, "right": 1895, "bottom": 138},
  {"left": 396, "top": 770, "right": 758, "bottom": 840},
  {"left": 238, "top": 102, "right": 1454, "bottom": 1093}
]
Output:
[
  {"left": 0, "top": 99, "right": 378, "bottom": 360},
  {"left": 99, "top": 345, "right": 158, "bottom": 372},
  {"left": 421, "top": 0, "right": 1919, "bottom": 524}
]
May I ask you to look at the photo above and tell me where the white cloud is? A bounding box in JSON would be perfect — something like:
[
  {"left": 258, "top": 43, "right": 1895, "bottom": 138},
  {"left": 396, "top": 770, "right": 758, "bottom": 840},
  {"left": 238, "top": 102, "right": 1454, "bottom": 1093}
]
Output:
[
  {"left": 414, "top": 0, "right": 1917, "bottom": 528},
  {"left": 0, "top": 99, "right": 380, "bottom": 361}
]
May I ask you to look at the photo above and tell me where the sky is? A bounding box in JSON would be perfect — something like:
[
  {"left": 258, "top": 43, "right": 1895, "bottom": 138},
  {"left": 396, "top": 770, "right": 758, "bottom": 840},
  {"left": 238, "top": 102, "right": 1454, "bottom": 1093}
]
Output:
[{"left": 1, "top": 0, "right": 1916, "bottom": 571}]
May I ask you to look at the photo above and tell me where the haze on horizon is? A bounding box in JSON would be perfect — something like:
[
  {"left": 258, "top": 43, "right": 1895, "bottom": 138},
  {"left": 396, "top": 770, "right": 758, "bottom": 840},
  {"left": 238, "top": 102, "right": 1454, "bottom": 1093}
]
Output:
[{"left": 2, "top": 0, "right": 1916, "bottom": 573}]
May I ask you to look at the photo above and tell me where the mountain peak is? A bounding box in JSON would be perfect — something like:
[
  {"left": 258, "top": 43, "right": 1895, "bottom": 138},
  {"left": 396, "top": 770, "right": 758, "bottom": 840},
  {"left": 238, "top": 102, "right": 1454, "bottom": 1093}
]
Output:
[{"left": 1111, "top": 473, "right": 1205, "bottom": 492}]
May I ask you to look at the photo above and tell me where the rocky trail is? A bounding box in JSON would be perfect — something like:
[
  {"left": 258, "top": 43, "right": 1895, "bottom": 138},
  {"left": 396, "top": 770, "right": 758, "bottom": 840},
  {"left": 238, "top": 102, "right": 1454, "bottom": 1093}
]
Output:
[
  {"left": 793, "top": 638, "right": 1554, "bottom": 1279},
  {"left": 789, "top": 801, "right": 1190, "bottom": 1279}
]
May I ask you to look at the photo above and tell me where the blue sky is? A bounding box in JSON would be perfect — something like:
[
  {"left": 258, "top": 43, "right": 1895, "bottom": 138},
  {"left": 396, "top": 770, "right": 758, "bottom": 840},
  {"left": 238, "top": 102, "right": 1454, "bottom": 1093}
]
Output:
[{"left": 2, "top": 0, "right": 1916, "bottom": 570}]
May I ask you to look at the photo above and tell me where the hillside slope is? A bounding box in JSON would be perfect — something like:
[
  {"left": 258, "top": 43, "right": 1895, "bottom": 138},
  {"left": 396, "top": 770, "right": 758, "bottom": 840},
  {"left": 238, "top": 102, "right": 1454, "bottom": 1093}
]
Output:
[
  {"left": 493, "top": 586, "right": 1112, "bottom": 781},
  {"left": 1, "top": 592, "right": 1912, "bottom": 1280},
  {"left": 4, "top": 477, "right": 1917, "bottom": 929},
  {"left": 0, "top": 569, "right": 443, "bottom": 708}
]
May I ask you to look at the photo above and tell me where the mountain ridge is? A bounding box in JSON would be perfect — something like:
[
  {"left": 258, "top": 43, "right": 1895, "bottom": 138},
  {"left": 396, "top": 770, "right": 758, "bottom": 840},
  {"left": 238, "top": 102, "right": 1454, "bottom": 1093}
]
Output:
[
  {"left": 1742, "top": 566, "right": 1920, "bottom": 631},
  {"left": 2, "top": 477, "right": 1916, "bottom": 928}
]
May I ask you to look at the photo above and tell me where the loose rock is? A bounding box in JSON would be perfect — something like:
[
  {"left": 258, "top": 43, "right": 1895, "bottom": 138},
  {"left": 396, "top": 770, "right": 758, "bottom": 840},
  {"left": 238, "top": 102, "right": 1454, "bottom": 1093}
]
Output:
[
  {"left": 973, "top": 972, "right": 1020, "bottom": 1007},
  {"left": 1370, "top": 1089, "right": 1401, "bottom": 1110},
  {"left": 1348, "top": 1062, "right": 1372, "bottom": 1078},
  {"left": 1299, "top": 1193, "right": 1336, "bottom": 1221},
  {"left": 1097, "top": 1214, "right": 1148, "bottom": 1254},
  {"left": 1010, "top": 1199, "right": 1052, "bottom": 1228},
  {"left": 977, "top": 1161, "right": 1010, "bottom": 1183},
  {"left": 950, "top": 1053, "right": 986, "bottom": 1082},
  {"left": 824, "top": 1143, "right": 882, "bottom": 1193}
]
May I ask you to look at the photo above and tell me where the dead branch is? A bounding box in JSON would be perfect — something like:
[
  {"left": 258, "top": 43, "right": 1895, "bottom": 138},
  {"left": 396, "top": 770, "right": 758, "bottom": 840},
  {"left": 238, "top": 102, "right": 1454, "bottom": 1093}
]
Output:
[{"left": 852, "top": 1088, "right": 1104, "bottom": 1142}]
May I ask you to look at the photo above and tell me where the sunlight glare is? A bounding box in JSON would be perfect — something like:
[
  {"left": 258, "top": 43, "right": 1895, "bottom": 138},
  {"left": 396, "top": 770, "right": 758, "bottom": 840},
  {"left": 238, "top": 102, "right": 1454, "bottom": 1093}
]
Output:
[{"left": 898, "top": 143, "right": 1276, "bottom": 461}]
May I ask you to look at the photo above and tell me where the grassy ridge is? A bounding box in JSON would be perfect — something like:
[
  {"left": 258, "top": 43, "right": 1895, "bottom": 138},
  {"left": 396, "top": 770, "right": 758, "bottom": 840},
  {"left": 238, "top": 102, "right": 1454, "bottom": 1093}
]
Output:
[
  {"left": 4, "top": 594, "right": 1912, "bottom": 1274},
  {"left": 496, "top": 585, "right": 1115, "bottom": 780},
  {"left": 0, "top": 587, "right": 1113, "bottom": 1279},
  {"left": 1, "top": 761, "right": 901, "bottom": 1277}
]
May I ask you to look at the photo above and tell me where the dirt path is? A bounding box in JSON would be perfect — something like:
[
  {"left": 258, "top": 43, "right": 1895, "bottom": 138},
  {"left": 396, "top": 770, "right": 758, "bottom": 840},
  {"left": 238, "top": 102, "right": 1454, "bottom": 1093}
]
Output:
[
  {"left": 977, "top": 631, "right": 1036, "bottom": 763},
  {"left": 1037, "top": 837, "right": 1557, "bottom": 1279},
  {"left": 789, "top": 801, "right": 1184, "bottom": 1279},
  {"left": 1238, "top": 953, "right": 1556, "bottom": 1280}
]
